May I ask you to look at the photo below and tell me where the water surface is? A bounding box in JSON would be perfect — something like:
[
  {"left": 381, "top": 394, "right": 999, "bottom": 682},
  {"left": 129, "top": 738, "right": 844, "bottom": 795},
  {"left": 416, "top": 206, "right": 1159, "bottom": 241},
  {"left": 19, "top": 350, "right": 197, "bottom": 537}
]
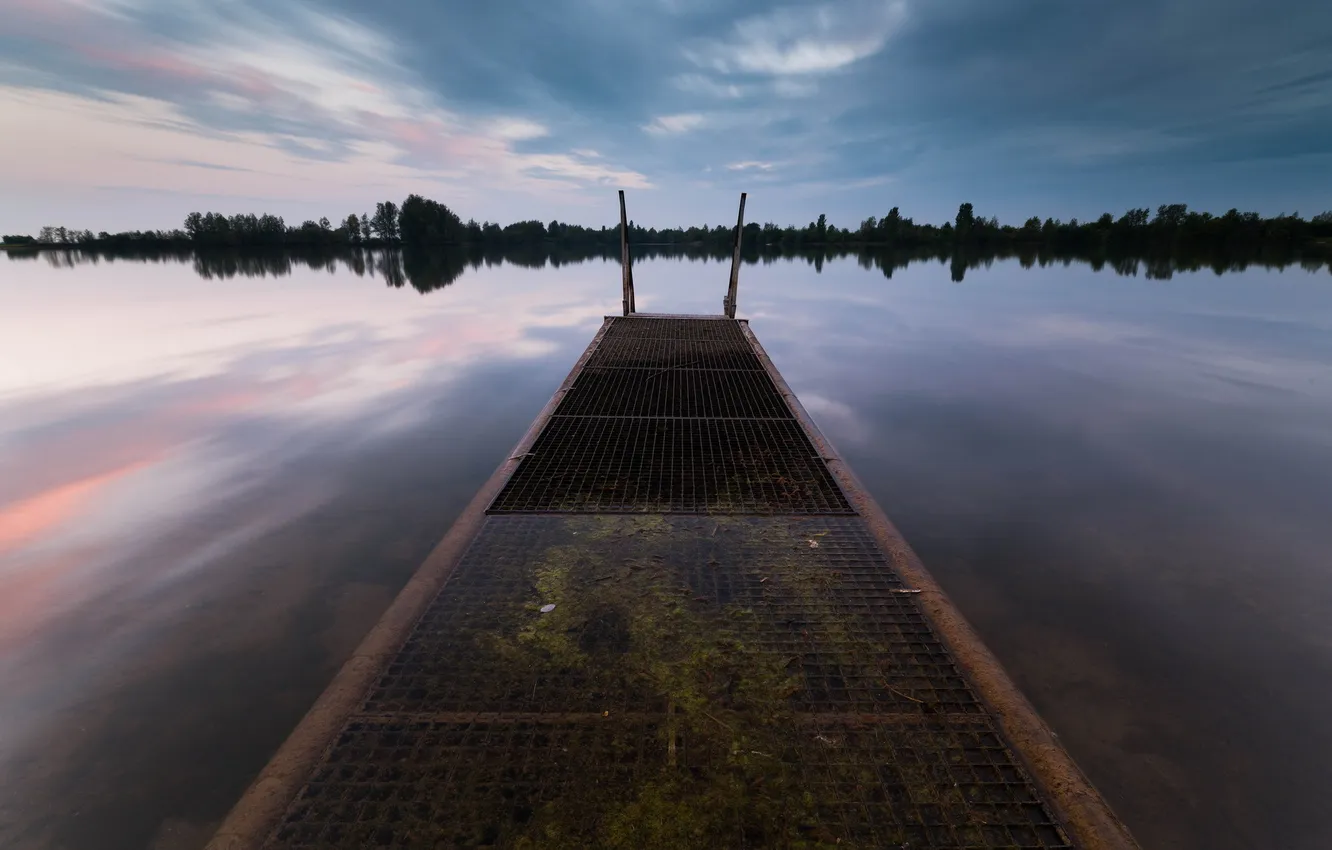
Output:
[{"left": 2, "top": 249, "right": 1330, "bottom": 850}]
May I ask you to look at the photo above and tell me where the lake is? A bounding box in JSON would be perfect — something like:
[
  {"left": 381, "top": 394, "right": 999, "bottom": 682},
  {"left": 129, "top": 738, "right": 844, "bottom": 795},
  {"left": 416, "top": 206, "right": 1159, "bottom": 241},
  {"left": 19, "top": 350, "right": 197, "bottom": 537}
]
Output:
[{"left": 2, "top": 248, "right": 1331, "bottom": 850}]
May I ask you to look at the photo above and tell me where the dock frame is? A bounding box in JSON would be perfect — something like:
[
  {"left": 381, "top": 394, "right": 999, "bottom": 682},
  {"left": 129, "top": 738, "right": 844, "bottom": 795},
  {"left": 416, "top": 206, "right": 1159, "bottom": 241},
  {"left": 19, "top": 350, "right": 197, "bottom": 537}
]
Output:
[{"left": 206, "top": 195, "right": 1138, "bottom": 850}]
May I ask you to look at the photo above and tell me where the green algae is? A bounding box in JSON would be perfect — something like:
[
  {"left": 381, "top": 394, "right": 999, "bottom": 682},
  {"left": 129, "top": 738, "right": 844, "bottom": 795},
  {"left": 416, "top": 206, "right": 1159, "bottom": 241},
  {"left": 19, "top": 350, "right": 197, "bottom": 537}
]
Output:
[{"left": 468, "top": 515, "right": 960, "bottom": 848}]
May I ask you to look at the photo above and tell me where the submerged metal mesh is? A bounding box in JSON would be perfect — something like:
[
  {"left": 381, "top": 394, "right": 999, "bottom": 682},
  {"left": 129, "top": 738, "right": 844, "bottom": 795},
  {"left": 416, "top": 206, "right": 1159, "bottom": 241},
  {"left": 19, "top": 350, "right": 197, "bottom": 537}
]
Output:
[{"left": 267, "top": 517, "right": 1070, "bottom": 849}]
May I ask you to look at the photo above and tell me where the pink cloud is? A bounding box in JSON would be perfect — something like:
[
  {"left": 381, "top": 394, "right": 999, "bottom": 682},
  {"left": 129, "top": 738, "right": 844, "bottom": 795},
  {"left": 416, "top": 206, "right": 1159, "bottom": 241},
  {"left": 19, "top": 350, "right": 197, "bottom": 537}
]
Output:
[
  {"left": 72, "top": 44, "right": 213, "bottom": 83},
  {"left": 173, "top": 388, "right": 268, "bottom": 418},
  {"left": 0, "top": 0, "right": 82, "bottom": 24},
  {"left": 229, "top": 68, "right": 283, "bottom": 99},
  {"left": 388, "top": 119, "right": 434, "bottom": 148}
]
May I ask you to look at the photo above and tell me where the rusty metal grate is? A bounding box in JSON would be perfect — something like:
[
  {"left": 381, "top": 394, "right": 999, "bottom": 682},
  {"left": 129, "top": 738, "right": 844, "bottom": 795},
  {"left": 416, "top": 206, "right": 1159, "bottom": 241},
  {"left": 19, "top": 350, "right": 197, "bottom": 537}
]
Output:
[
  {"left": 553, "top": 367, "right": 791, "bottom": 419},
  {"left": 584, "top": 336, "right": 763, "bottom": 371},
  {"left": 363, "top": 517, "right": 976, "bottom": 717},
  {"left": 270, "top": 718, "right": 664, "bottom": 849},
  {"left": 270, "top": 717, "right": 1070, "bottom": 849},
  {"left": 601, "top": 316, "right": 748, "bottom": 343},
  {"left": 488, "top": 417, "right": 852, "bottom": 514},
  {"left": 267, "top": 516, "right": 1070, "bottom": 849}
]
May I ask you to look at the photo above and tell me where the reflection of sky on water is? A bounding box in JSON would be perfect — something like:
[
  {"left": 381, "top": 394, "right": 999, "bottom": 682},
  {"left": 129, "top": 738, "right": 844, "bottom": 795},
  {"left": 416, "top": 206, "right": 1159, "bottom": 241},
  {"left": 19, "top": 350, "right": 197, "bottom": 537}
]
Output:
[
  {"left": 748, "top": 261, "right": 1332, "bottom": 850},
  {"left": 2, "top": 251, "right": 1331, "bottom": 850},
  {"left": 0, "top": 257, "right": 619, "bottom": 820}
]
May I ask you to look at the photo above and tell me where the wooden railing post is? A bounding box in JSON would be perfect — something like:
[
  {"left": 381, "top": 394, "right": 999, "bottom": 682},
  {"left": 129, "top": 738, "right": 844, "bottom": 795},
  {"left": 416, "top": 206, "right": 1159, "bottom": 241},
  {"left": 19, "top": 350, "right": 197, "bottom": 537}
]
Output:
[
  {"left": 619, "top": 190, "right": 634, "bottom": 315},
  {"left": 725, "top": 192, "right": 747, "bottom": 318}
]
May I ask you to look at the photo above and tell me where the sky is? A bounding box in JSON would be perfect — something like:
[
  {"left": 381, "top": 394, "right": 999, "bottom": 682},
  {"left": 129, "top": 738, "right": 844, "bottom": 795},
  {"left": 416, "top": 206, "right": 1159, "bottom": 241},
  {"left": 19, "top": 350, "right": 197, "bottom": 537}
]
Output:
[{"left": 0, "top": 0, "right": 1329, "bottom": 234}]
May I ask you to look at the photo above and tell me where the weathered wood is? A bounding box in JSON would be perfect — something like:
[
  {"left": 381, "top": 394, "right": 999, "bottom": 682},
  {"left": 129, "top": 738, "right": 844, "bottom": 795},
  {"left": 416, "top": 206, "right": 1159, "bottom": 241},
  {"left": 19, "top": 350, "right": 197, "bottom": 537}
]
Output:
[
  {"left": 618, "top": 189, "right": 634, "bottom": 315},
  {"left": 724, "top": 192, "right": 747, "bottom": 318}
]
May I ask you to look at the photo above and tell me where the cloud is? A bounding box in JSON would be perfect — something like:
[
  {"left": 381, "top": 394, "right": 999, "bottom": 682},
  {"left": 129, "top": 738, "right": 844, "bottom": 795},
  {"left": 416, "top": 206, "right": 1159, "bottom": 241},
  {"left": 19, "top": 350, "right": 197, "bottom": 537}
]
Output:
[
  {"left": 684, "top": 0, "right": 909, "bottom": 76},
  {"left": 0, "top": 0, "right": 648, "bottom": 210},
  {"left": 0, "top": 87, "right": 434, "bottom": 200},
  {"left": 485, "top": 117, "right": 549, "bottom": 141},
  {"left": 788, "top": 173, "right": 898, "bottom": 195},
  {"left": 642, "top": 112, "right": 707, "bottom": 135},
  {"left": 1001, "top": 125, "right": 1194, "bottom": 165},
  {"left": 727, "top": 160, "right": 777, "bottom": 171},
  {"left": 672, "top": 73, "right": 746, "bottom": 99},
  {"left": 774, "top": 78, "right": 820, "bottom": 97}
]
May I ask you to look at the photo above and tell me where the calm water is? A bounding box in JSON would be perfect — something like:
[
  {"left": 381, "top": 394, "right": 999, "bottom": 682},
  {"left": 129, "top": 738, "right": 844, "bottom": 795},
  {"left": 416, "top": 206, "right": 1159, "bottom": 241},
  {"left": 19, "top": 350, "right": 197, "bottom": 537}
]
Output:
[{"left": 2, "top": 249, "right": 1331, "bottom": 850}]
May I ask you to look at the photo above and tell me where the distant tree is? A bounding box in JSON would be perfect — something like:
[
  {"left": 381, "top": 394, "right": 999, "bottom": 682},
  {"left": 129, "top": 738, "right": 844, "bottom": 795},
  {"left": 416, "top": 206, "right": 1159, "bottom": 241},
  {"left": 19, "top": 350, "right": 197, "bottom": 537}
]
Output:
[
  {"left": 319, "top": 216, "right": 331, "bottom": 232},
  {"left": 816, "top": 213, "right": 827, "bottom": 242},
  {"left": 344, "top": 213, "right": 361, "bottom": 243},
  {"left": 371, "top": 201, "right": 400, "bottom": 240},
  {"left": 260, "top": 214, "right": 285, "bottom": 242},
  {"left": 955, "top": 202, "right": 975, "bottom": 239},
  {"left": 502, "top": 219, "right": 548, "bottom": 244},
  {"left": 398, "top": 194, "right": 463, "bottom": 246},
  {"left": 1117, "top": 208, "right": 1150, "bottom": 229},
  {"left": 1154, "top": 204, "right": 1188, "bottom": 228},
  {"left": 361, "top": 213, "right": 372, "bottom": 242},
  {"left": 38, "top": 226, "right": 56, "bottom": 243},
  {"left": 298, "top": 220, "right": 322, "bottom": 239}
]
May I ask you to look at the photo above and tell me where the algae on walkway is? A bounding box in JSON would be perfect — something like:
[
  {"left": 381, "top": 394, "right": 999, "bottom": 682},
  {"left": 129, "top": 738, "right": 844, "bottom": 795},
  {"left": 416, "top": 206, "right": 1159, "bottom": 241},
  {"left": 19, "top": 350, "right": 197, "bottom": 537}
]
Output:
[{"left": 280, "top": 515, "right": 1055, "bottom": 849}]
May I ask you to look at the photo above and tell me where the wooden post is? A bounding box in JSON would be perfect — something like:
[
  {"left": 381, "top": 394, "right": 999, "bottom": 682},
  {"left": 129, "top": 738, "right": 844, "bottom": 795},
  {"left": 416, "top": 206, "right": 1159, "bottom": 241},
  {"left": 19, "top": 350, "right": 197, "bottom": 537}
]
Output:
[
  {"left": 725, "top": 192, "right": 747, "bottom": 318},
  {"left": 619, "top": 190, "right": 634, "bottom": 315}
]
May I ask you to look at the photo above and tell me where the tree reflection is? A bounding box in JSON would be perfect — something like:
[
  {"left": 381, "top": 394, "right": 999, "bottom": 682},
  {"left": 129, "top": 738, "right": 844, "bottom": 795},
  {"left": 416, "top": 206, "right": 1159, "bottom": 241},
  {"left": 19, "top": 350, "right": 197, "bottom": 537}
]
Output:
[{"left": 8, "top": 239, "right": 1330, "bottom": 289}]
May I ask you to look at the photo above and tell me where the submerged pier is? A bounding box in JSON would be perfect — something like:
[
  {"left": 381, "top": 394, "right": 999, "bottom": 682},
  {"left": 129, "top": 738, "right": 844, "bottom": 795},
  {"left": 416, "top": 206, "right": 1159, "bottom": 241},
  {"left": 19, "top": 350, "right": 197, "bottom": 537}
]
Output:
[{"left": 207, "top": 195, "right": 1137, "bottom": 850}]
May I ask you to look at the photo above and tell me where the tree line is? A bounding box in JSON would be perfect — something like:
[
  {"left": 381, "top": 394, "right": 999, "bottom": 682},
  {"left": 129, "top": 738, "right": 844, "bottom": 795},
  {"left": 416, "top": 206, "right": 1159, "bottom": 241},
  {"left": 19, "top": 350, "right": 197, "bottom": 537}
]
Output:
[{"left": 6, "top": 195, "right": 1330, "bottom": 258}]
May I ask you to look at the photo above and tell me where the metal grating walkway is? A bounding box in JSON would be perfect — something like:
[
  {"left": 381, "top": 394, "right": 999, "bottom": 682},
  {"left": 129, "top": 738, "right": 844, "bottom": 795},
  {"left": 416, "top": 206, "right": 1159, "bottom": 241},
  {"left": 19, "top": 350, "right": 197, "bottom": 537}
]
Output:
[
  {"left": 268, "top": 516, "right": 1069, "bottom": 849},
  {"left": 219, "top": 315, "right": 1129, "bottom": 850},
  {"left": 491, "top": 317, "right": 853, "bottom": 515},
  {"left": 554, "top": 368, "right": 791, "bottom": 418}
]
